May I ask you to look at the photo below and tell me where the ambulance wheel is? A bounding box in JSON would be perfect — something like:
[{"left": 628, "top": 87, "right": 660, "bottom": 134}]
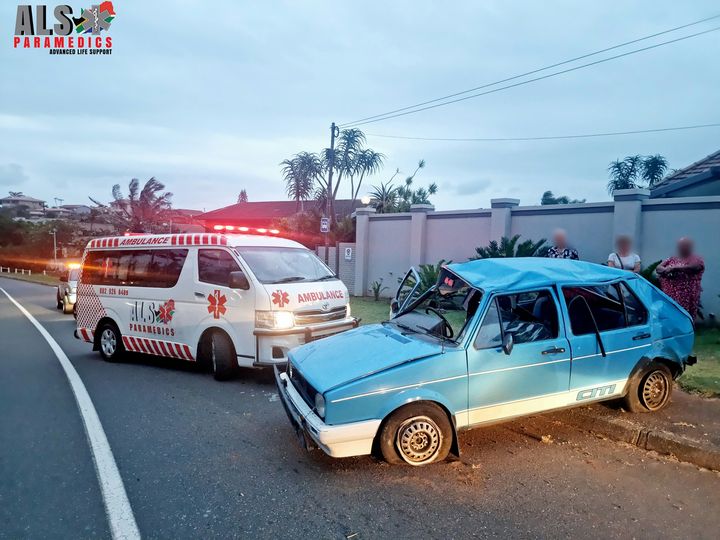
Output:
[
  {"left": 209, "top": 331, "right": 237, "bottom": 381},
  {"left": 98, "top": 322, "right": 124, "bottom": 362},
  {"left": 623, "top": 363, "right": 673, "bottom": 413},
  {"left": 379, "top": 402, "right": 452, "bottom": 466}
]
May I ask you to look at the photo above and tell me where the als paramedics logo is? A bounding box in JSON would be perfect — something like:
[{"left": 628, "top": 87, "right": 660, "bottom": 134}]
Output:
[
  {"left": 13, "top": 3, "right": 115, "bottom": 55},
  {"left": 156, "top": 299, "right": 175, "bottom": 325},
  {"left": 272, "top": 290, "right": 290, "bottom": 308},
  {"left": 208, "top": 290, "right": 227, "bottom": 319}
]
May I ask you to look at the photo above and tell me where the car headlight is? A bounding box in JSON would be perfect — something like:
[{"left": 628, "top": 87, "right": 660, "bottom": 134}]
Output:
[
  {"left": 314, "top": 393, "right": 326, "bottom": 418},
  {"left": 255, "top": 310, "right": 295, "bottom": 330},
  {"left": 70, "top": 288, "right": 77, "bottom": 294},
  {"left": 345, "top": 304, "right": 351, "bottom": 318}
]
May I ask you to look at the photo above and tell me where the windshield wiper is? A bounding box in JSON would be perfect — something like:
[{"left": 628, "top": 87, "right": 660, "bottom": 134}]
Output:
[
  {"left": 274, "top": 276, "right": 306, "bottom": 283},
  {"left": 315, "top": 275, "right": 338, "bottom": 281},
  {"left": 385, "top": 320, "right": 419, "bottom": 334}
]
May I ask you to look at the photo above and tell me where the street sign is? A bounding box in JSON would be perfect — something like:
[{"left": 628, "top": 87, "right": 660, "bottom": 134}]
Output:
[
  {"left": 344, "top": 247, "right": 352, "bottom": 260},
  {"left": 320, "top": 217, "right": 330, "bottom": 233}
]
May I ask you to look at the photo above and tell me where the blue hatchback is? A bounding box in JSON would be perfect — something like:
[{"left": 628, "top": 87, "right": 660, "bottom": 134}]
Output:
[{"left": 275, "top": 258, "right": 696, "bottom": 466}]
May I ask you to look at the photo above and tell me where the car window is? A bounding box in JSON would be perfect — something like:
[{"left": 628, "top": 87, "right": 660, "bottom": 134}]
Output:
[
  {"left": 198, "top": 249, "right": 240, "bottom": 287},
  {"left": 475, "top": 290, "right": 558, "bottom": 348},
  {"left": 80, "top": 249, "right": 187, "bottom": 288},
  {"left": 563, "top": 282, "right": 646, "bottom": 335}
]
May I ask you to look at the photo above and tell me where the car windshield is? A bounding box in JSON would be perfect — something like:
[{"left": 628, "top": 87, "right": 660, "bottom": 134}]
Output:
[
  {"left": 235, "top": 246, "right": 336, "bottom": 284},
  {"left": 391, "top": 270, "right": 481, "bottom": 342},
  {"left": 68, "top": 268, "right": 80, "bottom": 281}
]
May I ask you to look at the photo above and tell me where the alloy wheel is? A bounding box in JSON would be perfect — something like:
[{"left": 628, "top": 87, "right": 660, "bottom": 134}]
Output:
[{"left": 101, "top": 328, "right": 117, "bottom": 357}]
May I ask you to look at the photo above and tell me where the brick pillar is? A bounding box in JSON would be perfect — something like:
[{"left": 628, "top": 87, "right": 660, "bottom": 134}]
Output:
[
  {"left": 353, "top": 207, "right": 375, "bottom": 297},
  {"left": 409, "top": 204, "right": 434, "bottom": 267},
  {"left": 613, "top": 188, "right": 650, "bottom": 251},
  {"left": 490, "top": 198, "right": 519, "bottom": 241}
]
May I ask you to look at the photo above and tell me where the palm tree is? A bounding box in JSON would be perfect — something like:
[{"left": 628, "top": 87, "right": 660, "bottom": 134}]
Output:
[
  {"left": 351, "top": 149, "right": 385, "bottom": 204},
  {"left": 641, "top": 154, "right": 668, "bottom": 187},
  {"left": 607, "top": 155, "right": 642, "bottom": 194},
  {"left": 471, "top": 235, "right": 547, "bottom": 259},
  {"left": 280, "top": 155, "right": 315, "bottom": 212},
  {"left": 369, "top": 180, "right": 399, "bottom": 213},
  {"left": 110, "top": 177, "right": 173, "bottom": 233},
  {"left": 237, "top": 189, "right": 248, "bottom": 203}
]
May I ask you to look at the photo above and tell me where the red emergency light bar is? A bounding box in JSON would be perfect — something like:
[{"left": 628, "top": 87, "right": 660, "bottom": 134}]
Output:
[{"left": 212, "top": 225, "right": 280, "bottom": 235}]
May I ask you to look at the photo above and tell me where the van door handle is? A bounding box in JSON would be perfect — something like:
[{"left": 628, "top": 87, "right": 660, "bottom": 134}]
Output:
[
  {"left": 542, "top": 347, "right": 566, "bottom": 355},
  {"left": 633, "top": 332, "right": 651, "bottom": 341},
  {"left": 194, "top": 292, "right": 205, "bottom": 298}
]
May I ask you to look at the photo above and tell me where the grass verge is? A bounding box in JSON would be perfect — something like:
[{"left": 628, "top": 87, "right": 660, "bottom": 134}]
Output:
[
  {"left": 679, "top": 327, "right": 720, "bottom": 397},
  {"left": 0, "top": 272, "right": 60, "bottom": 287},
  {"left": 350, "top": 296, "right": 390, "bottom": 326}
]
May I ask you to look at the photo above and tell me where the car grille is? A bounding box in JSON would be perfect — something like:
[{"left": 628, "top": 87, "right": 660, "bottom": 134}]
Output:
[
  {"left": 287, "top": 361, "right": 317, "bottom": 409},
  {"left": 294, "top": 306, "right": 347, "bottom": 326}
]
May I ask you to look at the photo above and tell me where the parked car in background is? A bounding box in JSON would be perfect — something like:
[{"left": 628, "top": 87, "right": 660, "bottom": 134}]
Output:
[
  {"left": 56, "top": 263, "right": 80, "bottom": 314},
  {"left": 276, "top": 258, "right": 696, "bottom": 466},
  {"left": 75, "top": 232, "right": 356, "bottom": 379}
]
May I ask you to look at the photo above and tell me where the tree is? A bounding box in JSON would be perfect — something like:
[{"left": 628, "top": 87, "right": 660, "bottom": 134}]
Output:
[
  {"left": 471, "top": 235, "right": 547, "bottom": 259},
  {"left": 237, "top": 189, "right": 248, "bottom": 203},
  {"left": 607, "top": 154, "right": 669, "bottom": 193},
  {"left": 8, "top": 191, "right": 24, "bottom": 197},
  {"left": 641, "top": 155, "right": 668, "bottom": 187},
  {"left": 280, "top": 152, "right": 322, "bottom": 212},
  {"left": 93, "top": 177, "right": 172, "bottom": 233},
  {"left": 369, "top": 160, "right": 438, "bottom": 213},
  {"left": 541, "top": 191, "right": 586, "bottom": 205},
  {"left": 369, "top": 180, "right": 399, "bottom": 214}
]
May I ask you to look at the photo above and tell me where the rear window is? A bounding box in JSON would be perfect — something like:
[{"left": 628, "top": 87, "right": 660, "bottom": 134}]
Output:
[
  {"left": 82, "top": 249, "right": 188, "bottom": 288},
  {"left": 563, "top": 282, "right": 647, "bottom": 335}
]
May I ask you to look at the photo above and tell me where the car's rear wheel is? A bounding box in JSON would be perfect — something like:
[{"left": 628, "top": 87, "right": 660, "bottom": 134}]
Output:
[
  {"left": 98, "top": 322, "right": 124, "bottom": 362},
  {"left": 56, "top": 294, "right": 63, "bottom": 309},
  {"left": 208, "top": 331, "right": 237, "bottom": 381},
  {"left": 379, "top": 403, "right": 453, "bottom": 466},
  {"left": 623, "top": 363, "right": 673, "bottom": 413}
]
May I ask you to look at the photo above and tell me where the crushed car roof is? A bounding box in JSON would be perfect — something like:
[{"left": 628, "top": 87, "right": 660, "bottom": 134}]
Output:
[{"left": 446, "top": 258, "right": 631, "bottom": 292}]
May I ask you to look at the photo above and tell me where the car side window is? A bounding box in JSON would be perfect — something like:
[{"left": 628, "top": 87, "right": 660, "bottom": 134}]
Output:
[
  {"left": 198, "top": 249, "right": 240, "bottom": 287},
  {"left": 563, "top": 282, "right": 646, "bottom": 335},
  {"left": 474, "top": 290, "right": 558, "bottom": 348}
]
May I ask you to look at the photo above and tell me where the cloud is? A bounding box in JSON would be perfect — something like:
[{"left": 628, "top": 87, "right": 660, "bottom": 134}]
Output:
[
  {"left": 445, "top": 178, "right": 492, "bottom": 196},
  {"left": 0, "top": 163, "right": 29, "bottom": 187}
]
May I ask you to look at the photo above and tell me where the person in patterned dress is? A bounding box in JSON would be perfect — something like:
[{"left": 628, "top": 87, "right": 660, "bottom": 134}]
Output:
[
  {"left": 656, "top": 237, "right": 705, "bottom": 320},
  {"left": 546, "top": 229, "right": 579, "bottom": 260}
]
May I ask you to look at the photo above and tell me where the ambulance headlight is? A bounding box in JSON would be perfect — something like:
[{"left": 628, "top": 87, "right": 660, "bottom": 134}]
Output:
[
  {"left": 255, "top": 310, "right": 295, "bottom": 330},
  {"left": 314, "top": 393, "right": 326, "bottom": 419}
]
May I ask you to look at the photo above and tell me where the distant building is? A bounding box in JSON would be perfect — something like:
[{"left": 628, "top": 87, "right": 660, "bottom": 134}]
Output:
[
  {"left": 197, "top": 199, "right": 362, "bottom": 230},
  {"left": 651, "top": 149, "right": 720, "bottom": 198},
  {"left": 0, "top": 193, "right": 46, "bottom": 215},
  {"left": 60, "top": 204, "right": 93, "bottom": 216}
]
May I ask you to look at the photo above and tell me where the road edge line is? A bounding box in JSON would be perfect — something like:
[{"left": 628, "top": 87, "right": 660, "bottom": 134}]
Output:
[{"left": 0, "top": 287, "right": 141, "bottom": 540}]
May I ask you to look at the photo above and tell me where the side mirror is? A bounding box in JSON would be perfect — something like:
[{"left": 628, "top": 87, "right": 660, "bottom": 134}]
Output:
[
  {"left": 390, "top": 299, "right": 399, "bottom": 314},
  {"left": 502, "top": 333, "right": 514, "bottom": 355},
  {"left": 229, "top": 270, "right": 250, "bottom": 290}
]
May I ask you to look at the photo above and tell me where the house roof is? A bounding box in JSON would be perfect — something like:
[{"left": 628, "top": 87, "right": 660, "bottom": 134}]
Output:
[
  {"left": 651, "top": 149, "right": 720, "bottom": 197},
  {"left": 197, "top": 199, "right": 362, "bottom": 223},
  {"left": 0, "top": 195, "right": 45, "bottom": 203},
  {"left": 447, "top": 258, "right": 629, "bottom": 292}
]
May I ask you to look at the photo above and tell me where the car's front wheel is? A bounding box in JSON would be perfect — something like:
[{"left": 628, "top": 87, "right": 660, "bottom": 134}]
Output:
[
  {"left": 623, "top": 363, "right": 673, "bottom": 413},
  {"left": 98, "top": 322, "right": 124, "bottom": 362},
  {"left": 379, "top": 403, "right": 453, "bottom": 466},
  {"left": 62, "top": 300, "right": 74, "bottom": 314}
]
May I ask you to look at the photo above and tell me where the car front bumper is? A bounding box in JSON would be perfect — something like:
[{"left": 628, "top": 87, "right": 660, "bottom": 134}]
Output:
[{"left": 274, "top": 366, "right": 380, "bottom": 458}]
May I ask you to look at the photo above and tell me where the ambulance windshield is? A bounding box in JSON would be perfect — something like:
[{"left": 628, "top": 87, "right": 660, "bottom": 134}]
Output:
[{"left": 235, "top": 246, "right": 337, "bottom": 284}]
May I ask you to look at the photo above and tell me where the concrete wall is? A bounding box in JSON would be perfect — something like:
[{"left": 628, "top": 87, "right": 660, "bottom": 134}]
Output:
[{"left": 352, "top": 190, "right": 720, "bottom": 316}]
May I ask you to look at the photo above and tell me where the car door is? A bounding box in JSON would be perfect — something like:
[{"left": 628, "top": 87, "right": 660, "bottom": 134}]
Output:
[
  {"left": 466, "top": 288, "right": 571, "bottom": 425},
  {"left": 561, "top": 282, "right": 651, "bottom": 392},
  {"left": 391, "top": 267, "right": 421, "bottom": 317},
  {"left": 193, "top": 248, "right": 256, "bottom": 361}
]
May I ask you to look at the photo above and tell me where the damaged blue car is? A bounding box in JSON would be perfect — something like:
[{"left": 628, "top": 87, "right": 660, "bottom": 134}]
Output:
[{"left": 275, "top": 258, "right": 696, "bottom": 466}]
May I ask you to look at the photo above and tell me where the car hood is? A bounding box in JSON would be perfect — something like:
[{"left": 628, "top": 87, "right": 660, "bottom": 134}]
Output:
[
  {"left": 260, "top": 280, "right": 347, "bottom": 312},
  {"left": 289, "top": 323, "right": 444, "bottom": 393}
]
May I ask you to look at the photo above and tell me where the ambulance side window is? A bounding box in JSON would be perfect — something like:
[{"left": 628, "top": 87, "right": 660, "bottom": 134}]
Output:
[{"left": 198, "top": 249, "right": 240, "bottom": 288}]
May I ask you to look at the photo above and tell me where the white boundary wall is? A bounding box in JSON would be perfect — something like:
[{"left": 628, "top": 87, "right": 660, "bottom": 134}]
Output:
[{"left": 352, "top": 189, "right": 720, "bottom": 316}]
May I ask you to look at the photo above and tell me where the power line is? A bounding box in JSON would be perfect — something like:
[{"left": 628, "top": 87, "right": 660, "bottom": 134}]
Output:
[
  {"left": 340, "top": 20, "right": 720, "bottom": 128},
  {"left": 366, "top": 122, "right": 720, "bottom": 142}
]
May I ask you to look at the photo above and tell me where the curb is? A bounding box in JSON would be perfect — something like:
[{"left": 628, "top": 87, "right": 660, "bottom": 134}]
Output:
[{"left": 559, "top": 408, "right": 720, "bottom": 471}]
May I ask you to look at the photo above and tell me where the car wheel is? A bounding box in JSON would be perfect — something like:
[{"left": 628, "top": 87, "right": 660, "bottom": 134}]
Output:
[
  {"left": 98, "top": 322, "right": 124, "bottom": 362},
  {"left": 379, "top": 403, "right": 453, "bottom": 466},
  {"left": 209, "top": 331, "right": 236, "bottom": 381},
  {"left": 623, "top": 363, "right": 673, "bottom": 413},
  {"left": 56, "top": 295, "right": 63, "bottom": 309},
  {"left": 62, "top": 301, "right": 74, "bottom": 314}
]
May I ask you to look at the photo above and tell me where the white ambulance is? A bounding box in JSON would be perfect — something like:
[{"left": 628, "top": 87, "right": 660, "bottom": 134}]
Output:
[{"left": 74, "top": 232, "right": 357, "bottom": 380}]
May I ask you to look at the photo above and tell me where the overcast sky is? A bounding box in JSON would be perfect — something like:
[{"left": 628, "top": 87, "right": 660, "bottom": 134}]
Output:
[{"left": 1, "top": 0, "right": 718, "bottom": 211}]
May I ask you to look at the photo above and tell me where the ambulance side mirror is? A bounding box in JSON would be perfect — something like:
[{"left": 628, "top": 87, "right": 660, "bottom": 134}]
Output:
[{"left": 229, "top": 271, "right": 250, "bottom": 290}]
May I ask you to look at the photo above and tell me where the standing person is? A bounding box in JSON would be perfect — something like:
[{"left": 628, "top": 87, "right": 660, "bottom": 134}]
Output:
[
  {"left": 607, "top": 235, "right": 641, "bottom": 272},
  {"left": 546, "top": 228, "right": 579, "bottom": 260},
  {"left": 656, "top": 237, "right": 705, "bottom": 320}
]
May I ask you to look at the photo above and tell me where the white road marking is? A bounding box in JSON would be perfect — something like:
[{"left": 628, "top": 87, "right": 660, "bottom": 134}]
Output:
[{"left": 1, "top": 288, "right": 141, "bottom": 540}]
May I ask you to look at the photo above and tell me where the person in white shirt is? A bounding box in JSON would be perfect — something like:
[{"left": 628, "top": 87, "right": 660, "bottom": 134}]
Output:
[{"left": 607, "top": 235, "right": 641, "bottom": 272}]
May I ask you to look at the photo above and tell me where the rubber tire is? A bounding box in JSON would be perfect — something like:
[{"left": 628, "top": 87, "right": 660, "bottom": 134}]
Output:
[
  {"left": 209, "top": 331, "right": 237, "bottom": 381},
  {"left": 97, "top": 321, "right": 124, "bottom": 362},
  {"left": 378, "top": 402, "right": 453, "bottom": 466},
  {"left": 56, "top": 295, "right": 63, "bottom": 309},
  {"left": 62, "top": 301, "right": 74, "bottom": 314},
  {"left": 622, "top": 363, "right": 673, "bottom": 413}
]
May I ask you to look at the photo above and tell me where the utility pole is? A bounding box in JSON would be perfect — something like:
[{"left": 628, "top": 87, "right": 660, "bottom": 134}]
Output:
[
  {"left": 324, "top": 122, "right": 340, "bottom": 264},
  {"left": 49, "top": 228, "right": 57, "bottom": 266}
]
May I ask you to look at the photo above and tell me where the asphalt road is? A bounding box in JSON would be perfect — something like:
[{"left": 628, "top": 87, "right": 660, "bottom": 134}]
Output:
[{"left": 1, "top": 277, "right": 718, "bottom": 539}]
